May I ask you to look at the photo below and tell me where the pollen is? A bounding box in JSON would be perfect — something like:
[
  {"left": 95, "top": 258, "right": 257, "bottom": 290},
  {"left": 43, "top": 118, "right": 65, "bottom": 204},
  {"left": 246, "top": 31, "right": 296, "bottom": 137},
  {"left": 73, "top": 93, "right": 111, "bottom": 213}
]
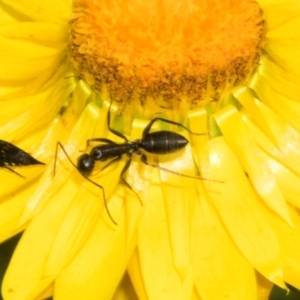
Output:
[{"left": 69, "top": 0, "right": 265, "bottom": 111}]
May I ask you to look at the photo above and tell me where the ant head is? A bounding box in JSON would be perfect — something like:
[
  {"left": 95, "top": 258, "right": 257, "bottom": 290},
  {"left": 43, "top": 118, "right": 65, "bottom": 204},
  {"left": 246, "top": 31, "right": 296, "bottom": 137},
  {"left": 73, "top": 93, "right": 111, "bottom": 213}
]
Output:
[{"left": 77, "top": 153, "right": 95, "bottom": 176}]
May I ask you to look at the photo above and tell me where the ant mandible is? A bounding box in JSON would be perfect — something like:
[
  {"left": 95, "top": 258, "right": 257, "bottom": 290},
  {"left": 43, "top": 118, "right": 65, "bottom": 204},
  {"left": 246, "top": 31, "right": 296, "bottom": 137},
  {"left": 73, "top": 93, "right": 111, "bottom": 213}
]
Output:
[{"left": 55, "top": 102, "right": 214, "bottom": 225}]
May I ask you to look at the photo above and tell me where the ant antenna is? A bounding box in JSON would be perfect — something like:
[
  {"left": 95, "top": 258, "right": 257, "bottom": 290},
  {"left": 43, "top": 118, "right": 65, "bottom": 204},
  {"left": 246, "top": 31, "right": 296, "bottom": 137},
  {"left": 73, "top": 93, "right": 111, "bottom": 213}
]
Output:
[{"left": 138, "top": 152, "right": 223, "bottom": 183}]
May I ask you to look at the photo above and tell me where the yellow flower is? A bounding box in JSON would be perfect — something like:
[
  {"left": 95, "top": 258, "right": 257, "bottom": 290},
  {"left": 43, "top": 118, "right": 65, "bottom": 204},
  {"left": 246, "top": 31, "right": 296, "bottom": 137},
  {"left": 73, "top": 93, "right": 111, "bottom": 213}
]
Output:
[{"left": 0, "top": 0, "right": 300, "bottom": 299}]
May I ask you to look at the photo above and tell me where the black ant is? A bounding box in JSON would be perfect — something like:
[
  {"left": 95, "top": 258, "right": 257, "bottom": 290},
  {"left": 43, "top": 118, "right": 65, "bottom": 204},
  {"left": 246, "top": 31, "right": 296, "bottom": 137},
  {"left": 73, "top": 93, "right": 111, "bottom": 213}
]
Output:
[
  {"left": 0, "top": 139, "right": 45, "bottom": 178},
  {"left": 55, "top": 102, "right": 218, "bottom": 225}
]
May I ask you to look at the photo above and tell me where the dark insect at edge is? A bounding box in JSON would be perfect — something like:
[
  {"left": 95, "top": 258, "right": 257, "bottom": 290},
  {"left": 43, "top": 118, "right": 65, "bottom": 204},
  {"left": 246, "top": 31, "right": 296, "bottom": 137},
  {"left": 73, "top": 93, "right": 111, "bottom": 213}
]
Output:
[
  {"left": 0, "top": 140, "right": 45, "bottom": 178},
  {"left": 55, "top": 102, "right": 221, "bottom": 225}
]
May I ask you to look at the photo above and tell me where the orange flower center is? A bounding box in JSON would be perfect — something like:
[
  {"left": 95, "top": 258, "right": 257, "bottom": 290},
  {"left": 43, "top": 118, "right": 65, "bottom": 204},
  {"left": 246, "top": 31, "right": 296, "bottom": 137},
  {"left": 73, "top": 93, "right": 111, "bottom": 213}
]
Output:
[{"left": 69, "top": 0, "right": 265, "bottom": 113}]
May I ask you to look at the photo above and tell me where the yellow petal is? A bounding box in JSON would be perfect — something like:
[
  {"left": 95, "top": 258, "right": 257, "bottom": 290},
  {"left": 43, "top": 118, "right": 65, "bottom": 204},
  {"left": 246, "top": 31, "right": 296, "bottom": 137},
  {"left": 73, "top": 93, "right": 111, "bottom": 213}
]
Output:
[
  {"left": 267, "top": 158, "right": 300, "bottom": 209},
  {"left": 0, "top": 22, "right": 68, "bottom": 44},
  {"left": 0, "top": 37, "right": 66, "bottom": 82},
  {"left": 0, "top": 182, "right": 38, "bottom": 242},
  {"left": 191, "top": 291, "right": 202, "bottom": 300},
  {"left": 267, "top": 14, "right": 300, "bottom": 40},
  {"left": 255, "top": 99, "right": 300, "bottom": 171},
  {"left": 243, "top": 117, "right": 300, "bottom": 209},
  {"left": 266, "top": 205, "right": 300, "bottom": 290},
  {"left": 260, "top": 1, "right": 300, "bottom": 30},
  {"left": 0, "top": 118, "right": 63, "bottom": 242},
  {"left": 0, "top": 4, "right": 21, "bottom": 22},
  {"left": 251, "top": 72, "right": 300, "bottom": 133},
  {"left": 2, "top": 179, "right": 81, "bottom": 300},
  {"left": 0, "top": 81, "right": 72, "bottom": 142},
  {"left": 234, "top": 86, "right": 278, "bottom": 145},
  {"left": 137, "top": 170, "right": 193, "bottom": 300},
  {"left": 43, "top": 185, "right": 104, "bottom": 277},
  {"left": 188, "top": 107, "right": 209, "bottom": 167},
  {"left": 35, "top": 284, "right": 53, "bottom": 300},
  {"left": 2, "top": 103, "right": 107, "bottom": 299},
  {"left": 202, "top": 136, "right": 285, "bottom": 288},
  {"left": 126, "top": 116, "right": 194, "bottom": 299},
  {"left": 193, "top": 188, "right": 256, "bottom": 300},
  {"left": 1, "top": 0, "right": 72, "bottom": 24},
  {"left": 54, "top": 186, "right": 138, "bottom": 299},
  {"left": 255, "top": 57, "right": 300, "bottom": 101},
  {"left": 214, "top": 105, "right": 292, "bottom": 226},
  {"left": 157, "top": 129, "right": 199, "bottom": 279},
  {"left": 127, "top": 250, "right": 149, "bottom": 300},
  {"left": 18, "top": 101, "right": 100, "bottom": 223}
]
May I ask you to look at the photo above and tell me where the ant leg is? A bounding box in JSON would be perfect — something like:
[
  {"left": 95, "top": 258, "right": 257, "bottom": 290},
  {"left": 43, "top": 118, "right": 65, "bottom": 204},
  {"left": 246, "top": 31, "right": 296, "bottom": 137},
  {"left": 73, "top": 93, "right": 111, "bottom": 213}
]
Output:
[
  {"left": 106, "top": 101, "right": 128, "bottom": 142},
  {"left": 81, "top": 138, "right": 115, "bottom": 153},
  {"left": 142, "top": 117, "right": 206, "bottom": 138},
  {"left": 101, "top": 155, "right": 122, "bottom": 171},
  {"left": 55, "top": 142, "right": 117, "bottom": 225},
  {"left": 137, "top": 151, "right": 223, "bottom": 183},
  {"left": 3, "top": 166, "right": 25, "bottom": 178},
  {"left": 120, "top": 155, "right": 143, "bottom": 205},
  {"left": 82, "top": 174, "right": 117, "bottom": 225},
  {"left": 86, "top": 138, "right": 116, "bottom": 148},
  {"left": 54, "top": 142, "right": 78, "bottom": 176}
]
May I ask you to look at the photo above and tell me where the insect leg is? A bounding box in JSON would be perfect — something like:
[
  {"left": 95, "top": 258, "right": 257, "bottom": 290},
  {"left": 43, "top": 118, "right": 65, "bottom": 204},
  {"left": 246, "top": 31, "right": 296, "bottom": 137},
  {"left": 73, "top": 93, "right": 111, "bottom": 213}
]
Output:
[
  {"left": 101, "top": 155, "right": 122, "bottom": 171},
  {"left": 86, "top": 138, "right": 116, "bottom": 148},
  {"left": 119, "top": 154, "right": 143, "bottom": 205},
  {"left": 106, "top": 101, "right": 128, "bottom": 142},
  {"left": 3, "top": 166, "right": 25, "bottom": 178},
  {"left": 54, "top": 142, "right": 78, "bottom": 176},
  {"left": 137, "top": 150, "right": 222, "bottom": 183},
  {"left": 142, "top": 117, "right": 206, "bottom": 138},
  {"left": 82, "top": 174, "right": 118, "bottom": 225},
  {"left": 55, "top": 142, "right": 118, "bottom": 225}
]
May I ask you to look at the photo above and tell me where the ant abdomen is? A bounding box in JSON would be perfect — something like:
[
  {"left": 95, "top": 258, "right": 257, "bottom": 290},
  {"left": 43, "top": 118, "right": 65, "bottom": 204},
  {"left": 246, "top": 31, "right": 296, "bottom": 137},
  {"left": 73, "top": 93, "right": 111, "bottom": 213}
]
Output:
[{"left": 140, "top": 131, "right": 188, "bottom": 154}]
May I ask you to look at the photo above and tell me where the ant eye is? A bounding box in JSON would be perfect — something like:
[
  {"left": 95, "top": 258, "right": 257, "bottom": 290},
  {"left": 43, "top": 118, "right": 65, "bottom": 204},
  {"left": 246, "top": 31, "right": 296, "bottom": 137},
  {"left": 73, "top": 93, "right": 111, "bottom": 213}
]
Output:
[{"left": 77, "top": 154, "right": 94, "bottom": 175}]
